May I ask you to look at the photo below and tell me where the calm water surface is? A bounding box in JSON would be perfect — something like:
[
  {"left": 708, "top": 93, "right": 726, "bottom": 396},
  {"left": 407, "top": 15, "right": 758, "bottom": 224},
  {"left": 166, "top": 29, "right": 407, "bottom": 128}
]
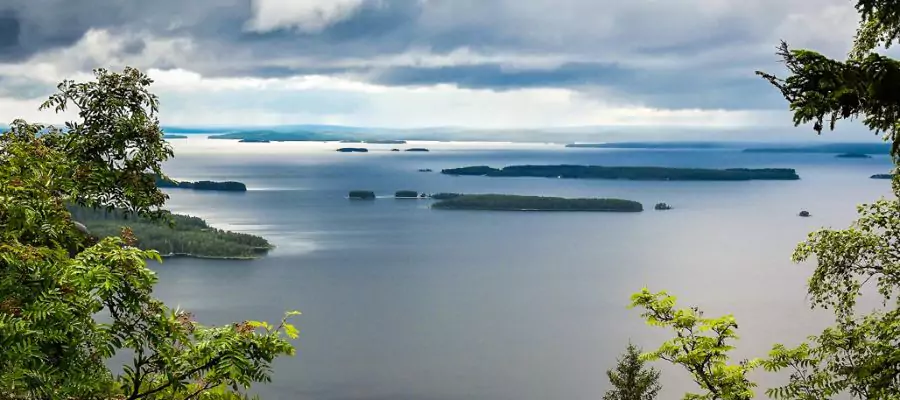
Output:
[{"left": 153, "top": 138, "right": 894, "bottom": 399}]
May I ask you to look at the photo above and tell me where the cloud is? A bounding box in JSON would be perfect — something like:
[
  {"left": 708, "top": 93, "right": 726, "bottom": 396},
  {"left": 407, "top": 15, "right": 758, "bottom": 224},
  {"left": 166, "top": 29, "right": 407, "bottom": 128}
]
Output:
[
  {"left": 0, "top": 66, "right": 785, "bottom": 129},
  {"left": 0, "top": 0, "right": 878, "bottom": 131},
  {"left": 245, "top": 0, "right": 368, "bottom": 33}
]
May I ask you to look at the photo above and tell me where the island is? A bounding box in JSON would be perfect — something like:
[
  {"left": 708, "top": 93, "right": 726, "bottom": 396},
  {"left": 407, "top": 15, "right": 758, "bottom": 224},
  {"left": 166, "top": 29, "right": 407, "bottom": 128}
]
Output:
[
  {"left": 395, "top": 190, "right": 419, "bottom": 198},
  {"left": 799, "top": 210, "right": 811, "bottom": 217},
  {"left": 431, "top": 194, "right": 643, "bottom": 212},
  {"left": 440, "top": 165, "right": 800, "bottom": 181},
  {"left": 418, "top": 169, "right": 433, "bottom": 172},
  {"left": 349, "top": 190, "right": 376, "bottom": 199},
  {"left": 391, "top": 149, "right": 400, "bottom": 152},
  {"left": 163, "top": 134, "right": 188, "bottom": 139},
  {"left": 743, "top": 143, "right": 890, "bottom": 155},
  {"left": 405, "top": 148, "right": 430, "bottom": 152},
  {"left": 156, "top": 177, "right": 247, "bottom": 192},
  {"left": 239, "top": 138, "right": 271, "bottom": 143},
  {"left": 68, "top": 205, "right": 272, "bottom": 259},
  {"left": 655, "top": 202, "right": 673, "bottom": 210},
  {"left": 836, "top": 153, "right": 872, "bottom": 158},
  {"left": 336, "top": 147, "right": 369, "bottom": 153},
  {"left": 871, "top": 174, "right": 895, "bottom": 179}
]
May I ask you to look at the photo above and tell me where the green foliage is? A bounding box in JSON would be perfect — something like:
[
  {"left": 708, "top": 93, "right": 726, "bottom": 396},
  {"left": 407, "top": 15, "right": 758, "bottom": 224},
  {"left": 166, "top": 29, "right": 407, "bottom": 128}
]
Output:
[
  {"left": 756, "top": 0, "right": 900, "bottom": 160},
  {"left": 756, "top": 42, "right": 900, "bottom": 158},
  {"left": 758, "top": 174, "right": 900, "bottom": 400},
  {"left": 441, "top": 165, "right": 800, "bottom": 181},
  {"left": 0, "top": 68, "right": 297, "bottom": 399},
  {"left": 638, "top": 2, "right": 900, "bottom": 399},
  {"left": 604, "top": 343, "right": 662, "bottom": 400},
  {"left": 68, "top": 205, "right": 272, "bottom": 259},
  {"left": 631, "top": 159, "right": 900, "bottom": 400},
  {"left": 630, "top": 289, "right": 759, "bottom": 400},
  {"left": 432, "top": 194, "right": 644, "bottom": 212}
]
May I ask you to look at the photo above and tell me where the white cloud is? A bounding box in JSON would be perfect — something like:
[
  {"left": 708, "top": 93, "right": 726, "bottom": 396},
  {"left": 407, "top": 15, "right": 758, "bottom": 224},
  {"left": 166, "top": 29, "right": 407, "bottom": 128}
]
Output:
[
  {"left": 0, "top": 65, "right": 783, "bottom": 129},
  {"left": 245, "top": 0, "right": 369, "bottom": 33},
  {"left": 773, "top": 4, "right": 860, "bottom": 57},
  {"left": 139, "top": 69, "right": 787, "bottom": 129}
]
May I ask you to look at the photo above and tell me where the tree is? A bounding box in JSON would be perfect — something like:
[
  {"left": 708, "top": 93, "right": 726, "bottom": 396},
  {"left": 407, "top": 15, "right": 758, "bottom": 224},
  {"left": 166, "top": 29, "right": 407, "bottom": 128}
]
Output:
[
  {"left": 603, "top": 342, "right": 662, "bottom": 400},
  {"left": 755, "top": 1, "right": 900, "bottom": 160},
  {"left": 0, "top": 67, "right": 298, "bottom": 399},
  {"left": 631, "top": 1, "right": 900, "bottom": 399},
  {"left": 630, "top": 290, "right": 758, "bottom": 400}
]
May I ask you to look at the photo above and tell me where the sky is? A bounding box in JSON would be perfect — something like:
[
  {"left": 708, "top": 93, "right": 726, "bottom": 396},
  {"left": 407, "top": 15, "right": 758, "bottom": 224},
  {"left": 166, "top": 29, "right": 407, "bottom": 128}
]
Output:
[{"left": 0, "top": 0, "right": 882, "bottom": 136}]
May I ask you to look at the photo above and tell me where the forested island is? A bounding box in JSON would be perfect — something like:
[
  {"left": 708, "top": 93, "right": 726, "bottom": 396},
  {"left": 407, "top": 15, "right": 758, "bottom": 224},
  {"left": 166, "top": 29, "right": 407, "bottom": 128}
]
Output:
[
  {"left": 156, "top": 177, "right": 247, "bottom": 191},
  {"left": 336, "top": 147, "right": 369, "bottom": 152},
  {"left": 406, "top": 148, "right": 430, "bottom": 152},
  {"left": 743, "top": 143, "right": 890, "bottom": 154},
  {"left": 67, "top": 205, "right": 272, "bottom": 259},
  {"left": 872, "top": 174, "right": 895, "bottom": 179},
  {"left": 441, "top": 165, "right": 800, "bottom": 181},
  {"left": 163, "top": 134, "right": 188, "bottom": 139},
  {"left": 239, "top": 138, "right": 271, "bottom": 143},
  {"left": 432, "top": 194, "right": 644, "bottom": 212},
  {"left": 349, "top": 190, "right": 376, "bottom": 199},
  {"left": 836, "top": 153, "right": 872, "bottom": 158}
]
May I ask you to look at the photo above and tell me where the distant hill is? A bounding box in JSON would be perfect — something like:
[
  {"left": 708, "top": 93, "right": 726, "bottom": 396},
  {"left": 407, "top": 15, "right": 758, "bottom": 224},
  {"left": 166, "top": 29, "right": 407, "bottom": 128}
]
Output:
[
  {"left": 442, "top": 165, "right": 800, "bottom": 181},
  {"left": 158, "top": 124, "right": 894, "bottom": 145},
  {"left": 566, "top": 142, "right": 752, "bottom": 149},
  {"left": 207, "top": 130, "right": 355, "bottom": 141},
  {"left": 743, "top": 143, "right": 891, "bottom": 155}
]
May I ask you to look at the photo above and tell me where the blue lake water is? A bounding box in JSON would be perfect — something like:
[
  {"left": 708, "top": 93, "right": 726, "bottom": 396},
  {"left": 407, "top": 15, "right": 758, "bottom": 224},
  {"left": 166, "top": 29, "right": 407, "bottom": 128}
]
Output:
[{"left": 153, "top": 139, "right": 894, "bottom": 399}]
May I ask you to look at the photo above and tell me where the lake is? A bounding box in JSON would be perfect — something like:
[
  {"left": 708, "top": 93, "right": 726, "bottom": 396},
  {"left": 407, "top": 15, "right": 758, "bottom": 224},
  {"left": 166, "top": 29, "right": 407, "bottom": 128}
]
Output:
[{"left": 153, "top": 138, "right": 894, "bottom": 400}]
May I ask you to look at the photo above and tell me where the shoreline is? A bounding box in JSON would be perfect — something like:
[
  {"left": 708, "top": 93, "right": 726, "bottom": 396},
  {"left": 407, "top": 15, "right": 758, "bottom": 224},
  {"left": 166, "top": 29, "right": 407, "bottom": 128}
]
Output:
[
  {"left": 158, "top": 246, "right": 273, "bottom": 261},
  {"left": 159, "top": 253, "right": 262, "bottom": 261},
  {"left": 432, "top": 207, "right": 643, "bottom": 212}
]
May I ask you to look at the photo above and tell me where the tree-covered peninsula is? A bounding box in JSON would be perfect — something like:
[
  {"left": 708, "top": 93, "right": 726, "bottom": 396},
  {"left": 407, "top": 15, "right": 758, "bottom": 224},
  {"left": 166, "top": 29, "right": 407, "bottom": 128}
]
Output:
[
  {"left": 68, "top": 205, "right": 272, "bottom": 259},
  {"left": 156, "top": 176, "right": 248, "bottom": 191},
  {"left": 0, "top": 68, "right": 296, "bottom": 400},
  {"left": 441, "top": 165, "right": 800, "bottom": 181},
  {"left": 431, "top": 194, "right": 643, "bottom": 212}
]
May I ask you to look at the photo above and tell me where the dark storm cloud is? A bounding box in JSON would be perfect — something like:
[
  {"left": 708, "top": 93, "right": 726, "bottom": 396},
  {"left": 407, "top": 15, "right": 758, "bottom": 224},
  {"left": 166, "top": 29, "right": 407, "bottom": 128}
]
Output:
[
  {"left": 119, "top": 38, "right": 147, "bottom": 55},
  {"left": 371, "top": 63, "right": 635, "bottom": 89},
  {"left": 0, "top": 0, "right": 848, "bottom": 110}
]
